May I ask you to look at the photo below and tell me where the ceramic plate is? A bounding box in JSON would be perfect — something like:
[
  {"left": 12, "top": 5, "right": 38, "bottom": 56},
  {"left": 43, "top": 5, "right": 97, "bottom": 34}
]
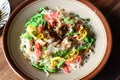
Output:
[
  {"left": 0, "top": 0, "right": 10, "bottom": 28},
  {"left": 3, "top": 0, "right": 112, "bottom": 80}
]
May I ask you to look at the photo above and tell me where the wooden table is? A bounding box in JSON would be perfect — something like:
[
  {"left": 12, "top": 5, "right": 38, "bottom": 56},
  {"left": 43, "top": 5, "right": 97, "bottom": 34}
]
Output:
[{"left": 0, "top": 0, "right": 120, "bottom": 80}]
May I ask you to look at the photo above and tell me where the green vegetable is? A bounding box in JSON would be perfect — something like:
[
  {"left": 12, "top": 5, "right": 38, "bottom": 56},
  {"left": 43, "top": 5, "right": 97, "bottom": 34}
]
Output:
[
  {"left": 77, "top": 45, "right": 88, "bottom": 51},
  {"left": 66, "top": 31, "right": 79, "bottom": 36},
  {"left": 77, "top": 37, "right": 95, "bottom": 51},
  {"left": 64, "top": 17, "right": 74, "bottom": 24},
  {"left": 88, "top": 38, "right": 96, "bottom": 48},
  {"left": 52, "top": 50, "right": 69, "bottom": 58},
  {"left": 25, "top": 13, "right": 46, "bottom": 28},
  {"left": 46, "top": 67, "right": 58, "bottom": 73},
  {"left": 57, "top": 60, "right": 65, "bottom": 69},
  {"left": 25, "top": 21, "right": 31, "bottom": 27},
  {"left": 84, "top": 37, "right": 89, "bottom": 43},
  {"left": 83, "top": 24, "right": 89, "bottom": 28},
  {"left": 40, "top": 19, "right": 46, "bottom": 26},
  {"left": 74, "top": 32, "right": 80, "bottom": 35},
  {"left": 31, "top": 21, "right": 38, "bottom": 27},
  {"left": 66, "top": 31, "right": 73, "bottom": 36},
  {"left": 84, "top": 37, "right": 95, "bottom": 44},
  {"left": 39, "top": 7, "right": 48, "bottom": 13},
  {"left": 90, "top": 38, "right": 95, "bottom": 43},
  {"left": 31, "top": 63, "right": 45, "bottom": 71},
  {"left": 42, "top": 47, "right": 47, "bottom": 51},
  {"left": 22, "top": 33, "right": 32, "bottom": 40},
  {"left": 26, "top": 35, "right": 32, "bottom": 40},
  {"left": 86, "top": 18, "right": 90, "bottom": 22},
  {"left": 31, "top": 63, "right": 58, "bottom": 73}
]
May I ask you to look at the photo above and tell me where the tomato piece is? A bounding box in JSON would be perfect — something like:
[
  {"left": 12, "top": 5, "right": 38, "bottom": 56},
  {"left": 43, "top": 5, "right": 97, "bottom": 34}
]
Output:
[
  {"left": 37, "top": 25, "right": 44, "bottom": 33},
  {"left": 63, "top": 65, "right": 70, "bottom": 73},
  {"left": 34, "top": 42, "right": 42, "bottom": 60}
]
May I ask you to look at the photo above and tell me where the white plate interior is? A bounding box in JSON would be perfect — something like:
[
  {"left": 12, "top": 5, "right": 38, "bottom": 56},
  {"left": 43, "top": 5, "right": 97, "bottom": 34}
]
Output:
[{"left": 7, "top": 0, "right": 107, "bottom": 80}]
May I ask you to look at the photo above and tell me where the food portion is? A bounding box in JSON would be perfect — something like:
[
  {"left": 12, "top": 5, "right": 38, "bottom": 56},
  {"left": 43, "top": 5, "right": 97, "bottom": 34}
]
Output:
[{"left": 20, "top": 7, "right": 95, "bottom": 76}]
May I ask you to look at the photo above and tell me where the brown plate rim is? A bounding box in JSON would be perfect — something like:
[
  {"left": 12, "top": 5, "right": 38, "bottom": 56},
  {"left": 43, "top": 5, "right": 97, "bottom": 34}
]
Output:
[
  {"left": 78, "top": 0, "right": 112, "bottom": 80},
  {"left": 2, "top": 0, "right": 112, "bottom": 80}
]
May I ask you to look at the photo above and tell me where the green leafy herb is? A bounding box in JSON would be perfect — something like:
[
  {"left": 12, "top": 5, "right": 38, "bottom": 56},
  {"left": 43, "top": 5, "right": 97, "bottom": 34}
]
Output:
[
  {"left": 77, "top": 37, "right": 95, "bottom": 51},
  {"left": 64, "top": 17, "right": 74, "bottom": 24},
  {"left": 66, "top": 31, "right": 73, "bottom": 36},
  {"left": 86, "top": 18, "right": 90, "bottom": 22},
  {"left": 26, "top": 35, "right": 32, "bottom": 40},
  {"left": 52, "top": 50, "right": 69, "bottom": 58},
  {"left": 84, "top": 37, "right": 89, "bottom": 43},
  {"left": 77, "top": 45, "right": 88, "bottom": 51},
  {"left": 66, "top": 31, "right": 79, "bottom": 36}
]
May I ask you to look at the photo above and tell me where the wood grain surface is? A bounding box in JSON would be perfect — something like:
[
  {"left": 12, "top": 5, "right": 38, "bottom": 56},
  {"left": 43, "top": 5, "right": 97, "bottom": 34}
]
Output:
[
  {"left": 0, "top": 37, "right": 21, "bottom": 80},
  {"left": 0, "top": 0, "right": 120, "bottom": 80}
]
